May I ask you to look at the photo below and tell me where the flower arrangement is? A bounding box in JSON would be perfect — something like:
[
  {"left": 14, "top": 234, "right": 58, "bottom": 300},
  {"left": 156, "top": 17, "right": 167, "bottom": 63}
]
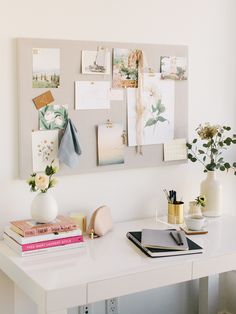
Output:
[
  {"left": 27, "top": 161, "right": 58, "bottom": 193},
  {"left": 187, "top": 123, "right": 236, "bottom": 174},
  {"left": 195, "top": 195, "right": 206, "bottom": 207}
]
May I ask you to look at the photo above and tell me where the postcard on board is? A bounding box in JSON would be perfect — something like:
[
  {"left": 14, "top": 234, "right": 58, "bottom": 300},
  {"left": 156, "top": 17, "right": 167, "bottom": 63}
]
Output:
[
  {"left": 82, "top": 50, "right": 111, "bottom": 75},
  {"left": 39, "top": 104, "right": 68, "bottom": 130},
  {"left": 32, "top": 130, "right": 59, "bottom": 172},
  {"left": 160, "top": 56, "right": 187, "bottom": 80},
  {"left": 32, "top": 48, "right": 60, "bottom": 88},
  {"left": 97, "top": 123, "right": 125, "bottom": 166},
  {"left": 113, "top": 48, "right": 139, "bottom": 88},
  {"left": 32, "top": 90, "right": 54, "bottom": 110},
  {"left": 75, "top": 81, "right": 110, "bottom": 110}
]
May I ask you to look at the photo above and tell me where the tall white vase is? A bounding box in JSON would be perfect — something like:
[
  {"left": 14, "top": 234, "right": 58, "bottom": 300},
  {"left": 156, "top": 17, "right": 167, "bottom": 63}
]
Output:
[
  {"left": 200, "top": 171, "right": 222, "bottom": 217},
  {"left": 31, "top": 192, "right": 58, "bottom": 223}
]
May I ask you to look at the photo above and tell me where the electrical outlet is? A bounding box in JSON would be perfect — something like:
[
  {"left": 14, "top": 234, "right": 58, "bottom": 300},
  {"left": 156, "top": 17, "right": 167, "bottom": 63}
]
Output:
[
  {"left": 106, "top": 298, "right": 119, "bottom": 314},
  {"left": 79, "top": 304, "right": 93, "bottom": 314}
]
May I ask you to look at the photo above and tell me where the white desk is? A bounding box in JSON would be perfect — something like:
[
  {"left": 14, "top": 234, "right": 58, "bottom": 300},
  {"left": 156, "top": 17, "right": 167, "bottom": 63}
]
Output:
[{"left": 0, "top": 215, "right": 236, "bottom": 314}]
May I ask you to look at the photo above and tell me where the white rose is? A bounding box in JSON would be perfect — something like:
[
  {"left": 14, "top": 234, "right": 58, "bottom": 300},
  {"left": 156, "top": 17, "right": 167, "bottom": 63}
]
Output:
[
  {"left": 55, "top": 116, "right": 64, "bottom": 126},
  {"left": 35, "top": 174, "right": 49, "bottom": 191},
  {"left": 44, "top": 111, "right": 55, "bottom": 123}
]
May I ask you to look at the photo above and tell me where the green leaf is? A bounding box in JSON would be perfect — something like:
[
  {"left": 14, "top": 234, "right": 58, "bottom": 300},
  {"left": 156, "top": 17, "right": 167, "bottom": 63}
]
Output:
[
  {"left": 224, "top": 137, "right": 232, "bottom": 146},
  {"left": 233, "top": 162, "right": 236, "bottom": 167},
  {"left": 223, "top": 126, "right": 231, "bottom": 131},
  {"left": 220, "top": 165, "right": 225, "bottom": 171},
  {"left": 156, "top": 116, "right": 167, "bottom": 122},
  {"left": 224, "top": 162, "right": 231, "bottom": 169},
  {"left": 187, "top": 153, "right": 193, "bottom": 159},
  {"left": 193, "top": 139, "right": 197, "bottom": 143},
  {"left": 218, "top": 141, "right": 224, "bottom": 147},
  {"left": 211, "top": 148, "right": 218, "bottom": 154},
  {"left": 45, "top": 165, "right": 54, "bottom": 176},
  {"left": 206, "top": 164, "right": 215, "bottom": 171},
  {"left": 232, "top": 140, "right": 236, "bottom": 144},
  {"left": 217, "top": 132, "right": 222, "bottom": 137},
  {"left": 191, "top": 157, "right": 197, "bottom": 162},
  {"left": 156, "top": 101, "right": 165, "bottom": 113},
  {"left": 198, "top": 150, "right": 204, "bottom": 154},
  {"left": 186, "top": 143, "right": 192, "bottom": 149},
  {"left": 203, "top": 156, "right": 206, "bottom": 162},
  {"left": 152, "top": 104, "right": 158, "bottom": 113},
  {"left": 145, "top": 118, "right": 157, "bottom": 127}
]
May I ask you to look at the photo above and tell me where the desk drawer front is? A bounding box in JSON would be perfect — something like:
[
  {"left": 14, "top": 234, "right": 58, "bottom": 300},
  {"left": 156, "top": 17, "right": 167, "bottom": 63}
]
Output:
[{"left": 88, "top": 262, "right": 192, "bottom": 303}]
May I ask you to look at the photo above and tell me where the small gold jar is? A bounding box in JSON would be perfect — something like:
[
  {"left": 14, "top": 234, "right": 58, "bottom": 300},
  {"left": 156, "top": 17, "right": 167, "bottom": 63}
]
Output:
[{"left": 168, "top": 202, "right": 184, "bottom": 224}]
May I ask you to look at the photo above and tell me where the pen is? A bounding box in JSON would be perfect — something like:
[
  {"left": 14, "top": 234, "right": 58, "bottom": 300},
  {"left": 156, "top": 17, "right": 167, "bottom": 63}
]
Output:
[
  {"left": 170, "top": 231, "right": 180, "bottom": 245},
  {"left": 177, "top": 231, "right": 183, "bottom": 245},
  {"left": 163, "top": 189, "right": 171, "bottom": 203}
]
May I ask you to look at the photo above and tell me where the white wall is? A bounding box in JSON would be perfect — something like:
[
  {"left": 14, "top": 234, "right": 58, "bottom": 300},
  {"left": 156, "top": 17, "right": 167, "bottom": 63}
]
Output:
[{"left": 0, "top": 1, "right": 236, "bottom": 313}]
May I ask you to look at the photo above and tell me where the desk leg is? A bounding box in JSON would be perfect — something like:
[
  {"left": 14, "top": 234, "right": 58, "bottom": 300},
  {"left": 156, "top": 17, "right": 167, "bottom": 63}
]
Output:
[{"left": 199, "top": 275, "right": 219, "bottom": 314}]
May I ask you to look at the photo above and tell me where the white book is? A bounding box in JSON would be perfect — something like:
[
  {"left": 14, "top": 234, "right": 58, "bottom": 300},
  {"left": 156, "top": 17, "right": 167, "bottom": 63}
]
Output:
[
  {"left": 141, "top": 229, "right": 189, "bottom": 251},
  {"left": 4, "top": 233, "right": 85, "bottom": 257},
  {"left": 5, "top": 226, "right": 82, "bottom": 245}
]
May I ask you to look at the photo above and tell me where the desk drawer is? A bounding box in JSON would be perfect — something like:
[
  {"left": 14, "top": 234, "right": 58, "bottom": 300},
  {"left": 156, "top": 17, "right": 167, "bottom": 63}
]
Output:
[
  {"left": 192, "top": 253, "right": 236, "bottom": 279},
  {"left": 88, "top": 262, "right": 192, "bottom": 303}
]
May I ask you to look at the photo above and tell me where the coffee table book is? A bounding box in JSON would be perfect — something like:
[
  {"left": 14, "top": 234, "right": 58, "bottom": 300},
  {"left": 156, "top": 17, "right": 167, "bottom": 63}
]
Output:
[
  {"left": 3, "top": 232, "right": 85, "bottom": 256},
  {"left": 10, "top": 215, "right": 78, "bottom": 237},
  {"left": 4, "top": 226, "right": 82, "bottom": 244}
]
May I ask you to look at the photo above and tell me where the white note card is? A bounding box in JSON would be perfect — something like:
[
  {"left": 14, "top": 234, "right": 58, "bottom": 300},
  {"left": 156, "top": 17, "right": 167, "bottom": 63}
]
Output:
[
  {"left": 110, "top": 89, "right": 124, "bottom": 101},
  {"left": 163, "top": 138, "right": 187, "bottom": 161},
  {"left": 75, "top": 81, "right": 110, "bottom": 110}
]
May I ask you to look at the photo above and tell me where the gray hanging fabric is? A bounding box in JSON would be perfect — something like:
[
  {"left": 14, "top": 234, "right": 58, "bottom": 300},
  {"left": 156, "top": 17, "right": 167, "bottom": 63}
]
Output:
[{"left": 58, "top": 119, "right": 82, "bottom": 168}]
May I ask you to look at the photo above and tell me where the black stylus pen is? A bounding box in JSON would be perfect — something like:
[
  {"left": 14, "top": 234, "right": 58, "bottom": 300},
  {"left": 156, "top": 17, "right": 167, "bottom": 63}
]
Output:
[
  {"left": 177, "top": 231, "right": 183, "bottom": 245},
  {"left": 170, "top": 231, "right": 180, "bottom": 245}
]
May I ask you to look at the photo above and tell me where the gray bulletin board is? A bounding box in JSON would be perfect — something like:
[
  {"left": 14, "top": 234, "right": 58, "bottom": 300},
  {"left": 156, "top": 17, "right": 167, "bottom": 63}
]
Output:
[{"left": 17, "top": 38, "right": 188, "bottom": 179}]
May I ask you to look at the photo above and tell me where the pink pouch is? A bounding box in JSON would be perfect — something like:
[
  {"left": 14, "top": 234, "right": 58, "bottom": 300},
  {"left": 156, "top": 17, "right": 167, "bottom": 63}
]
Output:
[{"left": 87, "top": 205, "right": 113, "bottom": 237}]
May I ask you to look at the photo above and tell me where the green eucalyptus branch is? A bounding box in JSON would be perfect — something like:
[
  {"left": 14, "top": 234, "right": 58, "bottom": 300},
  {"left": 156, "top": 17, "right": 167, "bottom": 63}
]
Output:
[{"left": 187, "top": 123, "right": 236, "bottom": 175}]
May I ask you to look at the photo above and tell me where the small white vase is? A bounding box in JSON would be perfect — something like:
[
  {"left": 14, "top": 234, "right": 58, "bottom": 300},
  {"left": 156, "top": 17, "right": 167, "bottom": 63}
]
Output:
[
  {"left": 31, "top": 192, "right": 58, "bottom": 223},
  {"left": 200, "top": 171, "right": 222, "bottom": 217}
]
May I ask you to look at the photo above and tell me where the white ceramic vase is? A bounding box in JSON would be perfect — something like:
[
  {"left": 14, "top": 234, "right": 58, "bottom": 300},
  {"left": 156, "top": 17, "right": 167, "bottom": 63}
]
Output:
[
  {"left": 200, "top": 171, "right": 222, "bottom": 217},
  {"left": 31, "top": 192, "right": 58, "bottom": 223}
]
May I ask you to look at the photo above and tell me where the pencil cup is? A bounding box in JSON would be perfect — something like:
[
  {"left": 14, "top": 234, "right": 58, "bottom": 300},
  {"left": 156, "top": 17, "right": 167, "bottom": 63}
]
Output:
[{"left": 168, "top": 202, "right": 184, "bottom": 224}]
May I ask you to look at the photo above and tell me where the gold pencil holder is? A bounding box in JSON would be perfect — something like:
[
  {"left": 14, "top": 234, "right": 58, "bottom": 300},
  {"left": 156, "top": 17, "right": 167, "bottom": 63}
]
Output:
[{"left": 168, "top": 202, "right": 184, "bottom": 224}]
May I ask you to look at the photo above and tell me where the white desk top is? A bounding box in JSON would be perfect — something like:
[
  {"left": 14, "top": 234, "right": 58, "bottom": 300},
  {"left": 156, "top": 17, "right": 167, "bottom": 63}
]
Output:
[{"left": 1, "top": 215, "right": 236, "bottom": 310}]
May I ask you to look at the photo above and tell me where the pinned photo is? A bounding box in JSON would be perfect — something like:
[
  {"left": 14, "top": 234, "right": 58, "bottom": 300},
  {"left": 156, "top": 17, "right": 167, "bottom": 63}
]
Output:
[{"left": 32, "top": 48, "right": 60, "bottom": 88}]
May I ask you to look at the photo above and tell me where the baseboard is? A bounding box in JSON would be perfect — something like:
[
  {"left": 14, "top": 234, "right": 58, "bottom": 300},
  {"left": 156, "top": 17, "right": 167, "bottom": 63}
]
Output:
[{"left": 218, "top": 311, "right": 232, "bottom": 314}]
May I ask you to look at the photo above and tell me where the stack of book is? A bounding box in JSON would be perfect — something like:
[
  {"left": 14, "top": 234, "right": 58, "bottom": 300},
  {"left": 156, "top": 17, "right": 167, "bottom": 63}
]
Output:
[{"left": 4, "top": 215, "right": 84, "bottom": 256}]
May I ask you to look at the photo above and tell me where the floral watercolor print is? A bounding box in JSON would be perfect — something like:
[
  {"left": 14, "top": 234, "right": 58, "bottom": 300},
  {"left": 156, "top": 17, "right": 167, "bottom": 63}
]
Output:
[
  {"left": 98, "top": 124, "right": 125, "bottom": 166},
  {"left": 32, "top": 48, "right": 60, "bottom": 88},
  {"left": 160, "top": 56, "right": 187, "bottom": 80},
  {"left": 113, "top": 48, "right": 139, "bottom": 88},
  {"left": 82, "top": 50, "right": 111, "bottom": 75},
  {"left": 127, "top": 73, "right": 175, "bottom": 146},
  {"left": 32, "top": 130, "right": 59, "bottom": 172},
  {"left": 39, "top": 104, "right": 68, "bottom": 130}
]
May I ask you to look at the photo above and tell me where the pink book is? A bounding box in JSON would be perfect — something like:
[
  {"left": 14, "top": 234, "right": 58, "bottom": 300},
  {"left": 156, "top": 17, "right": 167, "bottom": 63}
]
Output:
[
  {"left": 22, "top": 235, "right": 83, "bottom": 252},
  {"left": 10, "top": 215, "right": 78, "bottom": 237}
]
